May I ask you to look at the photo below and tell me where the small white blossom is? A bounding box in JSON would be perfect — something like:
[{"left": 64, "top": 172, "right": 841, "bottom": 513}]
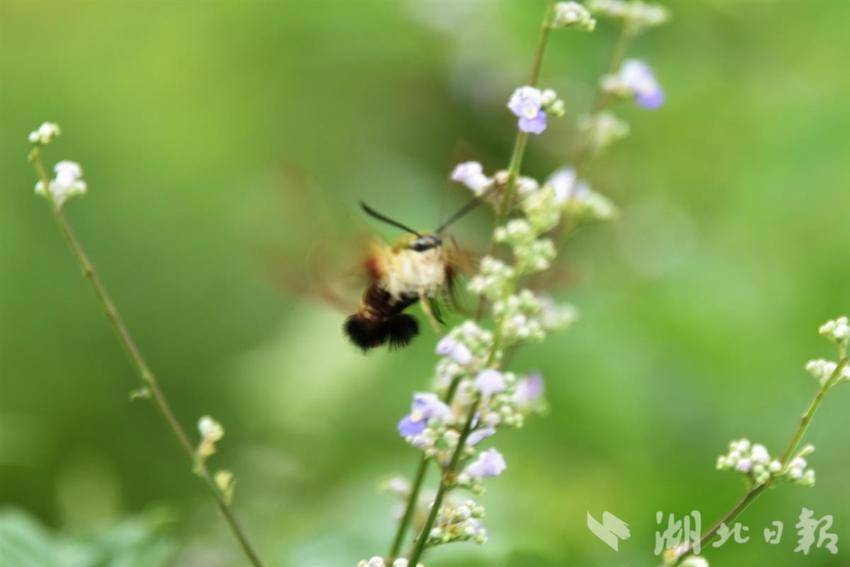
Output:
[
  {"left": 578, "top": 111, "right": 630, "bottom": 153},
  {"left": 750, "top": 443, "right": 769, "bottom": 465},
  {"left": 546, "top": 167, "right": 579, "bottom": 205},
  {"left": 540, "top": 88, "right": 566, "bottom": 117},
  {"left": 717, "top": 438, "right": 773, "bottom": 485},
  {"left": 34, "top": 160, "right": 88, "bottom": 208},
  {"left": 502, "top": 312, "right": 545, "bottom": 343},
  {"left": 451, "top": 161, "right": 493, "bottom": 195},
  {"left": 520, "top": 185, "right": 561, "bottom": 233},
  {"left": 805, "top": 358, "right": 849, "bottom": 386},
  {"left": 494, "top": 219, "right": 535, "bottom": 246},
  {"left": 717, "top": 439, "right": 817, "bottom": 487},
  {"left": 805, "top": 358, "right": 837, "bottom": 384},
  {"left": 819, "top": 315, "right": 850, "bottom": 347},
  {"left": 783, "top": 445, "right": 817, "bottom": 487},
  {"left": 512, "top": 238, "right": 556, "bottom": 274},
  {"left": 468, "top": 257, "right": 516, "bottom": 300},
  {"left": 539, "top": 296, "right": 578, "bottom": 331},
  {"left": 426, "top": 498, "right": 487, "bottom": 546},
  {"left": 515, "top": 175, "right": 540, "bottom": 196},
  {"left": 553, "top": 2, "right": 596, "bottom": 31},
  {"left": 492, "top": 290, "right": 548, "bottom": 344},
  {"left": 588, "top": 0, "right": 669, "bottom": 35},
  {"left": 578, "top": 189, "right": 616, "bottom": 220},
  {"left": 380, "top": 475, "right": 412, "bottom": 499},
  {"left": 28, "top": 121, "right": 61, "bottom": 145},
  {"left": 546, "top": 167, "right": 617, "bottom": 221},
  {"left": 475, "top": 369, "right": 506, "bottom": 397},
  {"left": 680, "top": 557, "right": 709, "bottom": 567},
  {"left": 197, "top": 415, "right": 225, "bottom": 458}
]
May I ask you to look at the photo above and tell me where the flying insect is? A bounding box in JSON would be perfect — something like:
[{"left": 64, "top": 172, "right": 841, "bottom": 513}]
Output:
[{"left": 344, "top": 197, "right": 482, "bottom": 351}]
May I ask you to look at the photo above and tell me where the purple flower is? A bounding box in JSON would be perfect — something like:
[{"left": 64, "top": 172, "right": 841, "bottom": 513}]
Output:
[
  {"left": 508, "top": 86, "right": 543, "bottom": 119},
  {"left": 513, "top": 373, "right": 545, "bottom": 407},
  {"left": 467, "top": 427, "right": 496, "bottom": 446},
  {"left": 436, "top": 336, "right": 473, "bottom": 365},
  {"left": 518, "top": 111, "right": 547, "bottom": 134},
  {"left": 619, "top": 60, "right": 664, "bottom": 110},
  {"left": 465, "top": 448, "right": 507, "bottom": 479},
  {"left": 635, "top": 88, "right": 665, "bottom": 109},
  {"left": 435, "top": 337, "right": 455, "bottom": 356},
  {"left": 508, "top": 86, "right": 548, "bottom": 135},
  {"left": 398, "top": 392, "right": 451, "bottom": 438},
  {"left": 474, "top": 369, "right": 506, "bottom": 397},
  {"left": 398, "top": 415, "right": 426, "bottom": 437},
  {"left": 411, "top": 393, "right": 451, "bottom": 421}
]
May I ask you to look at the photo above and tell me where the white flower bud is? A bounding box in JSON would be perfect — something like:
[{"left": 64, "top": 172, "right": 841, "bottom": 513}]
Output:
[
  {"left": 819, "top": 316, "right": 850, "bottom": 346},
  {"left": 736, "top": 459, "right": 752, "bottom": 474},
  {"left": 588, "top": 0, "right": 669, "bottom": 35},
  {"left": 553, "top": 2, "right": 596, "bottom": 31},
  {"left": 28, "top": 121, "right": 61, "bottom": 145},
  {"left": 750, "top": 444, "right": 769, "bottom": 464},
  {"left": 34, "top": 160, "right": 87, "bottom": 208},
  {"left": 197, "top": 415, "right": 225, "bottom": 458}
]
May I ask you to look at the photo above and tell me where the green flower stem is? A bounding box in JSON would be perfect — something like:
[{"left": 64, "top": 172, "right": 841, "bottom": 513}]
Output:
[
  {"left": 388, "top": 376, "right": 463, "bottom": 560},
  {"left": 407, "top": 397, "right": 482, "bottom": 565},
  {"left": 405, "top": 269, "right": 520, "bottom": 564},
  {"left": 393, "top": 1, "right": 558, "bottom": 557},
  {"left": 496, "top": 0, "right": 555, "bottom": 229},
  {"left": 590, "top": 22, "right": 632, "bottom": 114},
  {"left": 30, "top": 149, "right": 266, "bottom": 567},
  {"left": 780, "top": 354, "right": 847, "bottom": 463},
  {"left": 674, "top": 355, "right": 848, "bottom": 565},
  {"left": 475, "top": 0, "right": 555, "bottom": 323},
  {"left": 553, "top": 22, "right": 632, "bottom": 247},
  {"left": 571, "top": 21, "right": 632, "bottom": 177},
  {"left": 389, "top": 456, "right": 430, "bottom": 560}
]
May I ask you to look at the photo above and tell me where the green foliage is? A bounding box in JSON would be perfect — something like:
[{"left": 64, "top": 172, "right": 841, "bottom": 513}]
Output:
[{"left": 0, "top": 508, "right": 174, "bottom": 567}]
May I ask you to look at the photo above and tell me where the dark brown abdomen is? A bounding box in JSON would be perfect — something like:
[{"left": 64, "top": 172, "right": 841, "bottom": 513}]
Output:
[{"left": 344, "top": 284, "right": 420, "bottom": 351}]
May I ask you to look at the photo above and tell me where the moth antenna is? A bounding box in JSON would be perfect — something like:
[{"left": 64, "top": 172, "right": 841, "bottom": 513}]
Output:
[
  {"left": 434, "top": 185, "right": 496, "bottom": 234},
  {"left": 359, "top": 202, "right": 422, "bottom": 237}
]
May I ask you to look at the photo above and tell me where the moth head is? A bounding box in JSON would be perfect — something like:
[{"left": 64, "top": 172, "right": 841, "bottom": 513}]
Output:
[{"left": 410, "top": 234, "right": 442, "bottom": 252}]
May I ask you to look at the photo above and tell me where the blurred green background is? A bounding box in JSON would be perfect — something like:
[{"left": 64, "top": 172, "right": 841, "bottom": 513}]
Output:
[{"left": 2, "top": 0, "right": 849, "bottom": 565}]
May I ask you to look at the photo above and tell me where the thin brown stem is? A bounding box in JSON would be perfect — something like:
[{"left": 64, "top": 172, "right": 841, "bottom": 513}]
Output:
[
  {"left": 31, "top": 150, "right": 265, "bottom": 567},
  {"left": 673, "top": 356, "right": 848, "bottom": 565}
]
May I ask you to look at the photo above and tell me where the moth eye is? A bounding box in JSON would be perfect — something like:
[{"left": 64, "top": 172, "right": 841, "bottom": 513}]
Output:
[{"left": 410, "top": 235, "right": 442, "bottom": 252}]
